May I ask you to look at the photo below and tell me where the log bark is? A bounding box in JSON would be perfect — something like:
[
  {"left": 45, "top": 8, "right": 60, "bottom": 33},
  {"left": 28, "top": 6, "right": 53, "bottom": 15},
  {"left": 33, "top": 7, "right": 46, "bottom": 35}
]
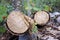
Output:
[{"left": 34, "top": 11, "right": 49, "bottom": 25}]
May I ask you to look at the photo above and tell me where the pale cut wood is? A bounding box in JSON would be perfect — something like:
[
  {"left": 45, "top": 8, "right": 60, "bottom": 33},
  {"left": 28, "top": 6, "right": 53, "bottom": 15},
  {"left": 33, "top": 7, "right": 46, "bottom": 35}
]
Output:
[
  {"left": 24, "top": 15, "right": 35, "bottom": 31},
  {"left": 34, "top": 11, "right": 49, "bottom": 25},
  {"left": 24, "top": 15, "right": 34, "bottom": 25},
  {"left": 7, "top": 11, "right": 30, "bottom": 34}
]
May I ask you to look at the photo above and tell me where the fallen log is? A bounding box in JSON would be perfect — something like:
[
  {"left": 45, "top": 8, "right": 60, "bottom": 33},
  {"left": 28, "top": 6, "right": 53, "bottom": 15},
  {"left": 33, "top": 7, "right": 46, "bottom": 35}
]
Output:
[
  {"left": 34, "top": 11, "right": 49, "bottom": 25},
  {"left": 6, "top": 11, "right": 34, "bottom": 35}
]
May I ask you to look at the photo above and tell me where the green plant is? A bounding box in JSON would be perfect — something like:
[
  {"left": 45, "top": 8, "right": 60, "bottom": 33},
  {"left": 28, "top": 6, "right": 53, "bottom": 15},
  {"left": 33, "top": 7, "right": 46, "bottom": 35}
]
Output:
[
  {"left": 0, "top": 4, "right": 13, "bottom": 22},
  {"left": 0, "top": 26, "right": 6, "bottom": 33},
  {"left": 22, "top": 0, "right": 54, "bottom": 14},
  {"left": 0, "top": 4, "right": 8, "bottom": 22}
]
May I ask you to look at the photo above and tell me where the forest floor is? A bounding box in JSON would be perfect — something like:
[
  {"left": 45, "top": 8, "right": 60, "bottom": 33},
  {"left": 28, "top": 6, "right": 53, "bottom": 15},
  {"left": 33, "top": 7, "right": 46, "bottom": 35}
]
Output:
[{"left": 0, "top": 12, "right": 60, "bottom": 40}]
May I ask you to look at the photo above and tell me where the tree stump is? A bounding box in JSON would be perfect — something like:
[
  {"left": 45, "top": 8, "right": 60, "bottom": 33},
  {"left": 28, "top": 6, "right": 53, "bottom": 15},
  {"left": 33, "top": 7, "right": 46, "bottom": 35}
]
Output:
[
  {"left": 34, "top": 11, "right": 49, "bottom": 25},
  {"left": 7, "top": 11, "right": 34, "bottom": 35}
]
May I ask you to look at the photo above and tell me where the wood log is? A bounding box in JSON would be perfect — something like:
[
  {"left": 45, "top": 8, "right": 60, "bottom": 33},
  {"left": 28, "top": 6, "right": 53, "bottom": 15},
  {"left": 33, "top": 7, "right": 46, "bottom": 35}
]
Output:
[
  {"left": 6, "top": 11, "right": 34, "bottom": 35},
  {"left": 7, "top": 11, "right": 30, "bottom": 34},
  {"left": 34, "top": 11, "right": 49, "bottom": 25}
]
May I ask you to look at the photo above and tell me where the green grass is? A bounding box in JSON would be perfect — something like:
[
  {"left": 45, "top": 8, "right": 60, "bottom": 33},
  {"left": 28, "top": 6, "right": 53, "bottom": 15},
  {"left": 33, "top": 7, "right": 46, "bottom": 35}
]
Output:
[{"left": 0, "top": 26, "right": 6, "bottom": 33}]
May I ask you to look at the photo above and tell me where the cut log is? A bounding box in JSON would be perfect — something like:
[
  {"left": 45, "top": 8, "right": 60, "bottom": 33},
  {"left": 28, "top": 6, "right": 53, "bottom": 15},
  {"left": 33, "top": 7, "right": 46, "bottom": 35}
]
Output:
[
  {"left": 34, "top": 11, "right": 49, "bottom": 25},
  {"left": 7, "top": 11, "right": 30, "bottom": 34}
]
